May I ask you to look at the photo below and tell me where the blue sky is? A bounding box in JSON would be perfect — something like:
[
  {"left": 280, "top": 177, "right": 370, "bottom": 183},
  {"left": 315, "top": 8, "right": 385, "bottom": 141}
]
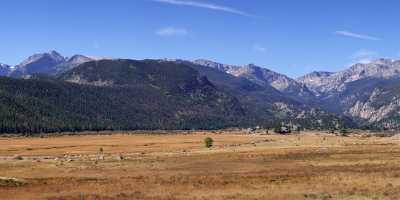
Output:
[{"left": 0, "top": 0, "right": 399, "bottom": 77}]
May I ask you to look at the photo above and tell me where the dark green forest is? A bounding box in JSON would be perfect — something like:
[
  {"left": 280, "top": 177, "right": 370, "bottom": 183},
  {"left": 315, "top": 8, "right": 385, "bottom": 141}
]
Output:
[{"left": 0, "top": 60, "right": 350, "bottom": 134}]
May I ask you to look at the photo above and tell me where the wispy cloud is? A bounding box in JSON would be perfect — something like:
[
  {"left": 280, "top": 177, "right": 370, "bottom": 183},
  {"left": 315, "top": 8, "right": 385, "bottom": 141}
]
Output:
[
  {"left": 335, "top": 30, "right": 380, "bottom": 41},
  {"left": 153, "top": 0, "right": 255, "bottom": 17},
  {"left": 156, "top": 27, "right": 188, "bottom": 37},
  {"left": 252, "top": 44, "right": 267, "bottom": 53},
  {"left": 350, "top": 49, "right": 379, "bottom": 64}
]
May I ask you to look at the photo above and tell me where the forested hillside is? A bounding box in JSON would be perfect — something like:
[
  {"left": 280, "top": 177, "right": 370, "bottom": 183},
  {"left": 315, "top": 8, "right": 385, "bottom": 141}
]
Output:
[
  {"left": 0, "top": 60, "right": 245, "bottom": 133},
  {"left": 0, "top": 59, "right": 349, "bottom": 134}
]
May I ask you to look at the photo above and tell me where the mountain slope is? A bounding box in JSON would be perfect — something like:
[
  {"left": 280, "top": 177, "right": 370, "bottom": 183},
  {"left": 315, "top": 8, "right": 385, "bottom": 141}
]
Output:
[
  {"left": 58, "top": 59, "right": 247, "bottom": 127},
  {"left": 298, "top": 59, "right": 400, "bottom": 95},
  {"left": 185, "top": 60, "right": 350, "bottom": 129},
  {"left": 10, "top": 51, "right": 66, "bottom": 77},
  {"left": 317, "top": 77, "right": 400, "bottom": 129},
  {"left": 0, "top": 63, "right": 11, "bottom": 76},
  {"left": 297, "top": 59, "right": 400, "bottom": 129},
  {"left": 9, "top": 51, "right": 98, "bottom": 78},
  {"left": 192, "top": 59, "right": 315, "bottom": 101},
  {"left": 0, "top": 59, "right": 350, "bottom": 133},
  {"left": 296, "top": 71, "right": 334, "bottom": 95},
  {"left": 53, "top": 55, "right": 96, "bottom": 75},
  {"left": 0, "top": 59, "right": 248, "bottom": 133}
]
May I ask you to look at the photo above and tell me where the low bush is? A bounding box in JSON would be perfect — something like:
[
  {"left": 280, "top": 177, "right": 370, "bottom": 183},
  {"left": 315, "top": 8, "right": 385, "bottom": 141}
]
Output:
[{"left": 204, "top": 137, "right": 214, "bottom": 148}]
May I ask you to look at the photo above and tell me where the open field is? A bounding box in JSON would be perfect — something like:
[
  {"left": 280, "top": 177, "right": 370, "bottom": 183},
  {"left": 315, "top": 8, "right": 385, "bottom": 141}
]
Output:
[{"left": 1, "top": 131, "right": 400, "bottom": 200}]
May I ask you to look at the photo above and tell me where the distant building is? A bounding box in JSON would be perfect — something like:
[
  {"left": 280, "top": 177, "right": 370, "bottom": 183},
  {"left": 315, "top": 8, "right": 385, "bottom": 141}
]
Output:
[{"left": 280, "top": 126, "right": 291, "bottom": 134}]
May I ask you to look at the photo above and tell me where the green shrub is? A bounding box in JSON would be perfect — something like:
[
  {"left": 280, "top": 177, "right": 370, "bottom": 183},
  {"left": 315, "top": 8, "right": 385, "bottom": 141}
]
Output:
[
  {"left": 204, "top": 137, "right": 214, "bottom": 148},
  {"left": 274, "top": 124, "right": 282, "bottom": 134}
]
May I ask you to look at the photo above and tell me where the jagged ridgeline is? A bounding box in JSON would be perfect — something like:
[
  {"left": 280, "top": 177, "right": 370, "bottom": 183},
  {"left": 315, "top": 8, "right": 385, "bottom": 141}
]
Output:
[
  {"left": 0, "top": 59, "right": 346, "bottom": 134},
  {"left": 298, "top": 59, "right": 400, "bottom": 130}
]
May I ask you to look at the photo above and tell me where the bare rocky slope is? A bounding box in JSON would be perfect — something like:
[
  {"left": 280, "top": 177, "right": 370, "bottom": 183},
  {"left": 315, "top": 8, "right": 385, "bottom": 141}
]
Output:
[
  {"left": 0, "top": 63, "right": 11, "bottom": 76},
  {"left": 298, "top": 59, "right": 400, "bottom": 94},
  {"left": 298, "top": 59, "right": 400, "bottom": 129},
  {"left": 8, "top": 51, "right": 99, "bottom": 78},
  {"left": 193, "top": 59, "right": 315, "bottom": 101}
]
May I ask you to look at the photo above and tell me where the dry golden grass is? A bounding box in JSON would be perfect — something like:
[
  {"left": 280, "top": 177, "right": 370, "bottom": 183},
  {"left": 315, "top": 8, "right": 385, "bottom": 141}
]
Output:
[{"left": 0, "top": 131, "right": 400, "bottom": 199}]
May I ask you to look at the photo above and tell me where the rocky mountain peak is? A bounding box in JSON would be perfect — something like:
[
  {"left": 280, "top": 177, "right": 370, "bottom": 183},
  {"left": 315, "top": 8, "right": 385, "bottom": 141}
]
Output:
[
  {"left": 67, "top": 55, "right": 94, "bottom": 65},
  {"left": 0, "top": 63, "right": 10, "bottom": 69},
  {"left": 371, "top": 58, "right": 396, "bottom": 65},
  {"left": 193, "top": 59, "right": 240, "bottom": 73},
  {"left": 192, "top": 59, "right": 315, "bottom": 99},
  {"left": 8, "top": 51, "right": 105, "bottom": 77},
  {"left": 17, "top": 50, "right": 65, "bottom": 68},
  {"left": 9, "top": 50, "right": 67, "bottom": 77},
  {"left": 193, "top": 59, "right": 222, "bottom": 68},
  {"left": 344, "top": 58, "right": 400, "bottom": 81},
  {"left": 0, "top": 63, "right": 11, "bottom": 76},
  {"left": 245, "top": 63, "right": 260, "bottom": 68},
  {"left": 298, "top": 58, "right": 400, "bottom": 95},
  {"left": 296, "top": 71, "right": 334, "bottom": 92},
  {"left": 49, "top": 50, "right": 63, "bottom": 56}
]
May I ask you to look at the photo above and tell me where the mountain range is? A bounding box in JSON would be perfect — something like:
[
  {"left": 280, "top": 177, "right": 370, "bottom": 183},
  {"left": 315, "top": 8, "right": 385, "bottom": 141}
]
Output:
[
  {"left": 192, "top": 59, "right": 315, "bottom": 102},
  {"left": 2, "top": 51, "right": 106, "bottom": 78},
  {"left": 0, "top": 50, "right": 399, "bottom": 133},
  {"left": 298, "top": 59, "right": 400, "bottom": 129}
]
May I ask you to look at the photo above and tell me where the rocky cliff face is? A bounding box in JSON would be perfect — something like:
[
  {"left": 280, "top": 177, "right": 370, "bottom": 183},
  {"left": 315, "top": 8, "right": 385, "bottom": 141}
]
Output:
[
  {"left": 297, "top": 59, "right": 400, "bottom": 129},
  {"left": 347, "top": 88, "right": 400, "bottom": 122},
  {"left": 316, "top": 76, "right": 400, "bottom": 129},
  {"left": 296, "top": 71, "right": 334, "bottom": 95}
]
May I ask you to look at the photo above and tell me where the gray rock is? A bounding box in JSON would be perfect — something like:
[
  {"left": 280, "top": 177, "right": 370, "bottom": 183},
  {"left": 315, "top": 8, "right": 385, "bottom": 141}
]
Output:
[
  {"left": 192, "top": 59, "right": 315, "bottom": 99},
  {"left": 298, "top": 59, "right": 400, "bottom": 95}
]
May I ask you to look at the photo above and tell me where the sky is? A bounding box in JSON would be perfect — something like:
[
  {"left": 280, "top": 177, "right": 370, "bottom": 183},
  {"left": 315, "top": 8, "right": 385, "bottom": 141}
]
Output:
[{"left": 0, "top": 0, "right": 400, "bottom": 78}]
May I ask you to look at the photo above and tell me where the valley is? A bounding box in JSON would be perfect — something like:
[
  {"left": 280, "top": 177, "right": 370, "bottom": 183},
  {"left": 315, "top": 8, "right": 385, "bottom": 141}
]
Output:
[
  {"left": 3, "top": 1, "right": 400, "bottom": 199},
  {"left": 1, "top": 131, "right": 400, "bottom": 199}
]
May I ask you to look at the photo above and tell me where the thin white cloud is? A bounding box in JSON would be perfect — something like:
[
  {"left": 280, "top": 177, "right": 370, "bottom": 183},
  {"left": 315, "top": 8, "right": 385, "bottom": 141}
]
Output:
[
  {"left": 350, "top": 49, "right": 379, "bottom": 64},
  {"left": 156, "top": 27, "right": 188, "bottom": 37},
  {"left": 153, "top": 0, "right": 255, "bottom": 17},
  {"left": 253, "top": 44, "right": 266, "bottom": 53},
  {"left": 335, "top": 30, "right": 380, "bottom": 41}
]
